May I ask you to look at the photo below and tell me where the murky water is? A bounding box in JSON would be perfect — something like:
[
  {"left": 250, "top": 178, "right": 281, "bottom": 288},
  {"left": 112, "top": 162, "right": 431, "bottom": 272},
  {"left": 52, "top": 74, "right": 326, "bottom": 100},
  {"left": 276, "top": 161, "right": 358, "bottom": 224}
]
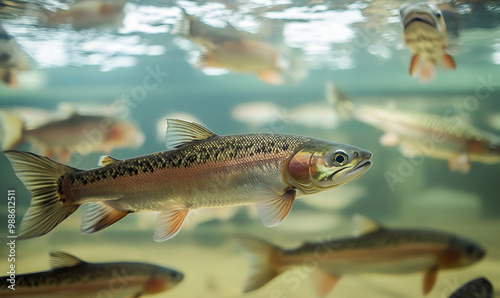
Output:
[{"left": 1, "top": 0, "right": 500, "bottom": 297}]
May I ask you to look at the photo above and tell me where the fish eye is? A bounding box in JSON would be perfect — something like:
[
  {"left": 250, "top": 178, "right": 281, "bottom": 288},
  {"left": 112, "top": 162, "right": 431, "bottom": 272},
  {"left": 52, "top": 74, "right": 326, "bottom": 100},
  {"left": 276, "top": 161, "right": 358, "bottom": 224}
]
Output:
[
  {"left": 436, "top": 12, "right": 442, "bottom": 18},
  {"left": 333, "top": 151, "right": 348, "bottom": 165}
]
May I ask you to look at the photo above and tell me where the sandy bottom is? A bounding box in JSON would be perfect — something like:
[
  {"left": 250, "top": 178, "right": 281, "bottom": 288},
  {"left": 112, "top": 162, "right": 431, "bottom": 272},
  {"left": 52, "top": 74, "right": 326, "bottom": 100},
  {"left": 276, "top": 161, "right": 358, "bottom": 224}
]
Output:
[{"left": 6, "top": 210, "right": 500, "bottom": 298}]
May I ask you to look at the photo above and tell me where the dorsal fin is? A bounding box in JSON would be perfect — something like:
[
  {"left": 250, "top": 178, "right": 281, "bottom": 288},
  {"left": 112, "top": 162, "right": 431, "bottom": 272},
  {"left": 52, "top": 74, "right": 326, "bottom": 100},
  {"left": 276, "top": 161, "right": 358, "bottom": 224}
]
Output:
[
  {"left": 352, "top": 214, "right": 383, "bottom": 237},
  {"left": 98, "top": 155, "right": 120, "bottom": 167},
  {"left": 49, "top": 251, "right": 86, "bottom": 269},
  {"left": 165, "top": 119, "right": 217, "bottom": 150}
]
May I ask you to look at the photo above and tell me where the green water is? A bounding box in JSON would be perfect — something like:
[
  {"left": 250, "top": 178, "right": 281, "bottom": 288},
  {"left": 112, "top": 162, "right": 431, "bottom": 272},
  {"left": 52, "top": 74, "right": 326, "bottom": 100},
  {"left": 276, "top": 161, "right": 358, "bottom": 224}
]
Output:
[{"left": 1, "top": 0, "right": 500, "bottom": 297}]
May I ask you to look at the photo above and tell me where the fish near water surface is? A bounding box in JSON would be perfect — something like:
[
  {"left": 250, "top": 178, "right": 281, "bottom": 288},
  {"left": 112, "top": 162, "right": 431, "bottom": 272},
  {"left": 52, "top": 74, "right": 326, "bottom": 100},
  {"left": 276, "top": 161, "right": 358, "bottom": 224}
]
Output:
[
  {"left": 400, "top": 2, "right": 456, "bottom": 83},
  {"left": 0, "top": 110, "right": 145, "bottom": 163},
  {"left": 0, "top": 251, "right": 183, "bottom": 297},
  {"left": 449, "top": 277, "right": 493, "bottom": 298},
  {"left": 328, "top": 82, "right": 500, "bottom": 173},
  {"left": 4, "top": 119, "right": 372, "bottom": 241},
  {"left": 172, "top": 10, "right": 305, "bottom": 85},
  {"left": 236, "top": 215, "right": 485, "bottom": 297}
]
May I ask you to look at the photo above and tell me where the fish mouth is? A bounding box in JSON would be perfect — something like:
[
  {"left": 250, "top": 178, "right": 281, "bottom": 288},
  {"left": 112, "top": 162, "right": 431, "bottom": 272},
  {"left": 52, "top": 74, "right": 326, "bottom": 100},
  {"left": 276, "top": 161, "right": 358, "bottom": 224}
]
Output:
[
  {"left": 332, "top": 159, "right": 372, "bottom": 186},
  {"left": 403, "top": 12, "right": 437, "bottom": 29}
]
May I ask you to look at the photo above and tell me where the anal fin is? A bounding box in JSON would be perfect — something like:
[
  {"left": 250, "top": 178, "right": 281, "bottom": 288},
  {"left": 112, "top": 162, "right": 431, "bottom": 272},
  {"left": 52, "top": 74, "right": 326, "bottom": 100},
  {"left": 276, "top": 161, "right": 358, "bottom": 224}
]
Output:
[
  {"left": 256, "top": 188, "right": 297, "bottom": 227},
  {"left": 154, "top": 201, "right": 189, "bottom": 242},
  {"left": 81, "top": 202, "right": 130, "bottom": 234},
  {"left": 423, "top": 265, "right": 438, "bottom": 295},
  {"left": 315, "top": 270, "right": 341, "bottom": 297}
]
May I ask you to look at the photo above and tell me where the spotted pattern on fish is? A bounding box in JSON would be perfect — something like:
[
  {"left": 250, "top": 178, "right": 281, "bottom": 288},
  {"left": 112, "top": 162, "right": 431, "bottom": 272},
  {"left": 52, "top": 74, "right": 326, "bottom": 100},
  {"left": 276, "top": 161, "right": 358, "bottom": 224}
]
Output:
[
  {"left": 67, "top": 134, "right": 310, "bottom": 186},
  {"left": 295, "top": 229, "right": 453, "bottom": 254}
]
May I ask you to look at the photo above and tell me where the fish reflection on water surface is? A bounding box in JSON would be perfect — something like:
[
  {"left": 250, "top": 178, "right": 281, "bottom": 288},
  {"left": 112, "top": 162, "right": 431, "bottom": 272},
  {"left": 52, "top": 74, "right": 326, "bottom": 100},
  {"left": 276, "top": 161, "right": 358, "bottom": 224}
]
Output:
[
  {"left": 236, "top": 215, "right": 485, "bottom": 297},
  {"left": 4, "top": 119, "right": 372, "bottom": 242},
  {"left": 0, "top": 251, "right": 183, "bottom": 297}
]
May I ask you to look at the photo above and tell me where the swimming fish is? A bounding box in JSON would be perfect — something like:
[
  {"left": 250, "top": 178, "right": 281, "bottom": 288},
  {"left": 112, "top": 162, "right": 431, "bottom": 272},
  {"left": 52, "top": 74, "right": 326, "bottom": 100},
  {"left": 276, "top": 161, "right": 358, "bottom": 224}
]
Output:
[
  {"left": 0, "top": 110, "right": 145, "bottom": 163},
  {"left": 449, "top": 277, "right": 493, "bottom": 298},
  {"left": 399, "top": 2, "right": 456, "bottom": 83},
  {"left": 4, "top": 119, "right": 372, "bottom": 241},
  {"left": 329, "top": 82, "right": 500, "bottom": 173},
  {"left": 236, "top": 215, "right": 485, "bottom": 296},
  {"left": 0, "top": 26, "right": 31, "bottom": 88},
  {"left": 38, "top": 0, "right": 127, "bottom": 30},
  {"left": 0, "top": 251, "right": 183, "bottom": 297},
  {"left": 172, "top": 11, "right": 304, "bottom": 85}
]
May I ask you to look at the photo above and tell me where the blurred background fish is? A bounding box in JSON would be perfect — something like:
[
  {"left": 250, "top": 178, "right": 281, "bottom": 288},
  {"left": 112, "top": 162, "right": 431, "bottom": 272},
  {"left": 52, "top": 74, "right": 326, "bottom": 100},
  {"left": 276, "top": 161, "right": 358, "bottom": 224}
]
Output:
[
  {"left": 37, "top": 0, "right": 127, "bottom": 30},
  {"left": 0, "top": 251, "right": 183, "bottom": 297},
  {"left": 173, "top": 10, "right": 306, "bottom": 85},
  {"left": 399, "top": 2, "right": 456, "bottom": 83},
  {"left": 0, "top": 108, "right": 144, "bottom": 163},
  {"left": 329, "top": 82, "right": 500, "bottom": 173},
  {"left": 236, "top": 215, "right": 485, "bottom": 297},
  {"left": 0, "top": 25, "right": 31, "bottom": 88}
]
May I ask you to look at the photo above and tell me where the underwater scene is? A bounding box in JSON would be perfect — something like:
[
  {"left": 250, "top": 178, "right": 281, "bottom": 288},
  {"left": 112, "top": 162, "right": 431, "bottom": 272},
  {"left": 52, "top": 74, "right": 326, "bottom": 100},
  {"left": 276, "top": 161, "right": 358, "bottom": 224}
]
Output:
[{"left": 1, "top": 0, "right": 500, "bottom": 297}]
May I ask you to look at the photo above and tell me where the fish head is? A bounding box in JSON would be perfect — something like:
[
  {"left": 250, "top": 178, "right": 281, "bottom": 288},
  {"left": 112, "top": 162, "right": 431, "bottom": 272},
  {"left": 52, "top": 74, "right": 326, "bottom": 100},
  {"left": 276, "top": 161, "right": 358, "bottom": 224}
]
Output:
[
  {"left": 439, "top": 237, "right": 485, "bottom": 269},
  {"left": 287, "top": 140, "right": 372, "bottom": 194},
  {"left": 144, "top": 268, "right": 184, "bottom": 294},
  {"left": 106, "top": 121, "right": 145, "bottom": 149},
  {"left": 400, "top": 2, "right": 445, "bottom": 33}
]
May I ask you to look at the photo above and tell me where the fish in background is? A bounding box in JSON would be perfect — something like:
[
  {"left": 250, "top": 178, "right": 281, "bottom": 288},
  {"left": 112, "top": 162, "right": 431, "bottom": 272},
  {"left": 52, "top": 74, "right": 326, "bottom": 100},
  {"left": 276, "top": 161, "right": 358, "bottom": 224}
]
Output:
[
  {"left": 231, "top": 101, "right": 285, "bottom": 130},
  {"left": 0, "top": 26, "right": 31, "bottom": 88},
  {"left": 0, "top": 251, "right": 183, "bottom": 297},
  {"left": 172, "top": 10, "right": 306, "bottom": 85},
  {"left": 399, "top": 2, "right": 456, "bottom": 83},
  {"left": 37, "top": 0, "right": 127, "bottom": 30},
  {"left": 4, "top": 119, "right": 372, "bottom": 241},
  {"left": 0, "top": 109, "right": 145, "bottom": 163},
  {"left": 329, "top": 82, "right": 500, "bottom": 173},
  {"left": 449, "top": 277, "right": 493, "bottom": 298},
  {"left": 236, "top": 215, "right": 485, "bottom": 297}
]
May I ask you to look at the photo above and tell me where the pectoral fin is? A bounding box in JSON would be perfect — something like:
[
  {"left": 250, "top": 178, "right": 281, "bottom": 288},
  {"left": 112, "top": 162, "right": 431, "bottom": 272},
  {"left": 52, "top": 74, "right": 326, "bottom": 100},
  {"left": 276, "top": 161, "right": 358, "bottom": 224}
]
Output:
[
  {"left": 154, "top": 201, "right": 189, "bottom": 242},
  {"left": 81, "top": 203, "right": 130, "bottom": 234},
  {"left": 258, "top": 69, "right": 282, "bottom": 85},
  {"left": 423, "top": 265, "right": 438, "bottom": 295},
  {"left": 256, "top": 188, "right": 297, "bottom": 227},
  {"left": 379, "top": 132, "right": 400, "bottom": 147},
  {"left": 442, "top": 53, "right": 456, "bottom": 70},
  {"left": 449, "top": 152, "right": 470, "bottom": 173},
  {"left": 315, "top": 270, "right": 341, "bottom": 297},
  {"left": 410, "top": 55, "right": 420, "bottom": 77}
]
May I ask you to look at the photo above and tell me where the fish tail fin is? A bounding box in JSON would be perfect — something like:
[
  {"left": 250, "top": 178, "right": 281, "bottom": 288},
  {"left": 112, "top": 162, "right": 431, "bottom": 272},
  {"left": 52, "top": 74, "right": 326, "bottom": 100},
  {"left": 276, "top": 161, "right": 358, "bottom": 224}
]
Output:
[
  {"left": 4, "top": 150, "right": 81, "bottom": 239},
  {"left": 234, "top": 235, "right": 282, "bottom": 292},
  {"left": 0, "top": 110, "right": 25, "bottom": 150},
  {"left": 326, "top": 81, "right": 354, "bottom": 120}
]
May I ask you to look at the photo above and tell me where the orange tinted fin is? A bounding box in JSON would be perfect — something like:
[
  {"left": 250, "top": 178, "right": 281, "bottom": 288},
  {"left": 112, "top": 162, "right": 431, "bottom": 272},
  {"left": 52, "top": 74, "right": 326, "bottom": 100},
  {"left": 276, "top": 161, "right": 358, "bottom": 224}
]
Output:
[
  {"left": 420, "top": 62, "right": 437, "bottom": 83},
  {"left": 409, "top": 55, "right": 420, "bottom": 77},
  {"left": 315, "top": 270, "right": 341, "bottom": 297},
  {"left": 154, "top": 201, "right": 189, "bottom": 242},
  {"left": 200, "top": 51, "right": 220, "bottom": 68},
  {"left": 423, "top": 265, "right": 438, "bottom": 295},
  {"left": 233, "top": 235, "right": 282, "bottom": 292},
  {"left": 258, "top": 69, "right": 282, "bottom": 85},
  {"left": 81, "top": 202, "right": 130, "bottom": 234},
  {"left": 443, "top": 53, "right": 456, "bottom": 69},
  {"left": 449, "top": 152, "right": 470, "bottom": 173},
  {"left": 256, "top": 188, "right": 297, "bottom": 227},
  {"left": 145, "top": 276, "right": 168, "bottom": 294},
  {"left": 379, "top": 132, "right": 400, "bottom": 147},
  {"left": 8, "top": 71, "right": 19, "bottom": 88}
]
